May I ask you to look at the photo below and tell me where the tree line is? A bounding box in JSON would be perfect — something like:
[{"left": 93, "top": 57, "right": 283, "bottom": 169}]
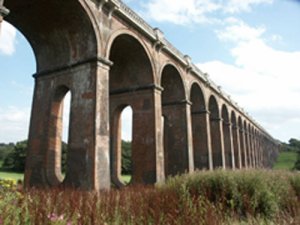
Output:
[
  {"left": 1, "top": 138, "right": 299, "bottom": 173},
  {"left": 0, "top": 140, "right": 132, "bottom": 174}
]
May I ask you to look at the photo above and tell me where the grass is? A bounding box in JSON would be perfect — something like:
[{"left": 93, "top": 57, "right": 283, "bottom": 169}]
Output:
[
  {"left": 273, "top": 150, "right": 298, "bottom": 170},
  {"left": 0, "top": 169, "right": 299, "bottom": 225},
  {"left": 0, "top": 171, "right": 24, "bottom": 181}
]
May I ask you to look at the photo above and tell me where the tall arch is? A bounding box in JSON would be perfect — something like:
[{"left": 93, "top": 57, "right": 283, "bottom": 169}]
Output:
[
  {"left": 190, "top": 83, "right": 209, "bottom": 170},
  {"left": 231, "top": 111, "right": 241, "bottom": 169},
  {"left": 244, "top": 121, "right": 251, "bottom": 167},
  {"left": 109, "top": 34, "right": 162, "bottom": 186},
  {"left": 209, "top": 96, "right": 224, "bottom": 168},
  {"left": 161, "top": 64, "right": 191, "bottom": 176},
  {"left": 238, "top": 117, "right": 247, "bottom": 168},
  {"left": 221, "top": 105, "right": 233, "bottom": 168},
  {"left": 5, "top": 0, "right": 112, "bottom": 190},
  {"left": 249, "top": 126, "right": 256, "bottom": 168}
]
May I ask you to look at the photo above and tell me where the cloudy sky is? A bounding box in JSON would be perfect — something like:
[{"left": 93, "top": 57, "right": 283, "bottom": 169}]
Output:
[{"left": 0, "top": 0, "right": 300, "bottom": 143}]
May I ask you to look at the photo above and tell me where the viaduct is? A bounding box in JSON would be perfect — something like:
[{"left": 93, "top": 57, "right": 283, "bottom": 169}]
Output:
[{"left": 0, "top": 0, "right": 279, "bottom": 190}]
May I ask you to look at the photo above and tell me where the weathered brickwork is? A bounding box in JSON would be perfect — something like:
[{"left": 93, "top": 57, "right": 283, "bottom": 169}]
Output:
[{"left": 1, "top": 0, "right": 280, "bottom": 191}]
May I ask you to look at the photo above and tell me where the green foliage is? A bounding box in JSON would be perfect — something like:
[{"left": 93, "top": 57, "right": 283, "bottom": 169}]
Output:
[
  {"left": 275, "top": 138, "right": 300, "bottom": 170},
  {"left": 2, "top": 140, "right": 27, "bottom": 172},
  {"left": 162, "top": 170, "right": 300, "bottom": 219},
  {"left": 0, "top": 170, "right": 299, "bottom": 224},
  {"left": 273, "top": 151, "right": 298, "bottom": 170},
  {"left": 121, "top": 140, "right": 132, "bottom": 175},
  {"left": 1, "top": 140, "right": 68, "bottom": 173},
  {"left": 0, "top": 172, "right": 24, "bottom": 181},
  {"left": 0, "top": 143, "right": 14, "bottom": 163}
]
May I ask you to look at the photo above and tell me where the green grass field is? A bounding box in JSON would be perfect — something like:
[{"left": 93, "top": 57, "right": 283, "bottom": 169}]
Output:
[
  {"left": 0, "top": 172, "right": 131, "bottom": 184},
  {"left": 0, "top": 171, "right": 24, "bottom": 181},
  {"left": 273, "top": 151, "right": 298, "bottom": 170}
]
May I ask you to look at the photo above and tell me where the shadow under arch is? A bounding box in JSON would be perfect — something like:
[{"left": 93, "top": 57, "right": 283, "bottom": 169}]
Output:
[
  {"left": 209, "top": 95, "right": 224, "bottom": 169},
  {"left": 221, "top": 104, "right": 233, "bottom": 168},
  {"left": 5, "top": 0, "right": 99, "bottom": 73},
  {"left": 190, "top": 82, "right": 209, "bottom": 170},
  {"left": 161, "top": 64, "right": 190, "bottom": 177},
  {"left": 231, "top": 111, "right": 241, "bottom": 169}
]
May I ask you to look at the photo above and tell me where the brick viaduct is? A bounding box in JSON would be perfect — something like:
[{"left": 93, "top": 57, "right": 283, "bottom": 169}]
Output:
[{"left": 1, "top": 0, "right": 279, "bottom": 190}]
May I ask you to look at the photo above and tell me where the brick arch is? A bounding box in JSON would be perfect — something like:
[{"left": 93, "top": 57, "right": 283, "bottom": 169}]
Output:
[
  {"left": 190, "top": 82, "right": 209, "bottom": 170},
  {"left": 106, "top": 29, "right": 156, "bottom": 84},
  {"left": 248, "top": 124, "right": 255, "bottom": 167},
  {"left": 231, "top": 111, "right": 241, "bottom": 169},
  {"left": 161, "top": 64, "right": 190, "bottom": 176},
  {"left": 244, "top": 120, "right": 251, "bottom": 167},
  {"left": 110, "top": 104, "right": 132, "bottom": 188},
  {"left": 5, "top": 0, "right": 99, "bottom": 73},
  {"left": 109, "top": 33, "right": 154, "bottom": 90},
  {"left": 109, "top": 33, "right": 159, "bottom": 186},
  {"left": 222, "top": 105, "right": 233, "bottom": 168},
  {"left": 209, "top": 95, "right": 224, "bottom": 168},
  {"left": 238, "top": 116, "right": 246, "bottom": 168}
]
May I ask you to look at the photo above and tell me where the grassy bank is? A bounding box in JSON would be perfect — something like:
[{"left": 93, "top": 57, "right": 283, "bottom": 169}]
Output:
[
  {"left": 0, "top": 169, "right": 299, "bottom": 224},
  {"left": 0, "top": 171, "right": 23, "bottom": 181},
  {"left": 273, "top": 150, "right": 298, "bottom": 170}
]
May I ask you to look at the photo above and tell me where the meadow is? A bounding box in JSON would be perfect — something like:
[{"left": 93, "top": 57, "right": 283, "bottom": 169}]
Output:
[{"left": 0, "top": 169, "right": 299, "bottom": 225}]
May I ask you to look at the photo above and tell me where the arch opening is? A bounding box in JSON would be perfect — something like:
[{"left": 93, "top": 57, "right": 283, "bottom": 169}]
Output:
[
  {"left": 109, "top": 34, "right": 157, "bottom": 186},
  {"left": 221, "top": 105, "right": 233, "bottom": 169},
  {"left": 190, "top": 83, "right": 208, "bottom": 170},
  {"left": 120, "top": 106, "right": 133, "bottom": 185},
  {"left": 161, "top": 65, "right": 188, "bottom": 176},
  {"left": 48, "top": 86, "right": 72, "bottom": 185},
  {"left": 231, "top": 112, "right": 241, "bottom": 169},
  {"left": 238, "top": 117, "right": 246, "bottom": 168},
  {"left": 209, "top": 96, "right": 223, "bottom": 168}
]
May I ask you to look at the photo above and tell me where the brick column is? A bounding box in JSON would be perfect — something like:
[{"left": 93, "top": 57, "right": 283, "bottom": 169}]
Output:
[
  {"left": 163, "top": 100, "right": 193, "bottom": 176},
  {"left": 232, "top": 125, "right": 242, "bottom": 169},
  {"left": 210, "top": 117, "right": 225, "bottom": 169},
  {"left": 110, "top": 85, "right": 165, "bottom": 186},
  {"left": 239, "top": 128, "right": 248, "bottom": 168},
  {"left": 191, "top": 110, "right": 212, "bottom": 170},
  {"left": 244, "top": 130, "right": 252, "bottom": 168},
  {"left": 223, "top": 121, "right": 234, "bottom": 169},
  {"left": 25, "top": 59, "right": 111, "bottom": 191}
]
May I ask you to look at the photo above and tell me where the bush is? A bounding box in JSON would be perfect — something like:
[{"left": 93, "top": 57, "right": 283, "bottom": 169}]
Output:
[{"left": 0, "top": 170, "right": 299, "bottom": 224}]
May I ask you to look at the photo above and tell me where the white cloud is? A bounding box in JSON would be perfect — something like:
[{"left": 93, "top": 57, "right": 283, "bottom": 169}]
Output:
[
  {"left": 0, "top": 21, "right": 17, "bottom": 55},
  {"left": 198, "top": 20, "right": 300, "bottom": 141},
  {"left": 0, "top": 106, "right": 31, "bottom": 143},
  {"left": 142, "top": 0, "right": 220, "bottom": 25},
  {"left": 224, "top": 0, "right": 273, "bottom": 13},
  {"left": 140, "top": 0, "right": 273, "bottom": 25}
]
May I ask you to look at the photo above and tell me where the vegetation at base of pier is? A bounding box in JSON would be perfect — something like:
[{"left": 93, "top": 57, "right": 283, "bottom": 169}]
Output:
[{"left": 0, "top": 170, "right": 299, "bottom": 225}]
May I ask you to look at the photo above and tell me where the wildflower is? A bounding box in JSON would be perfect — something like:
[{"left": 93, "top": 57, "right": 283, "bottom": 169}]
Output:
[{"left": 47, "top": 213, "right": 64, "bottom": 221}]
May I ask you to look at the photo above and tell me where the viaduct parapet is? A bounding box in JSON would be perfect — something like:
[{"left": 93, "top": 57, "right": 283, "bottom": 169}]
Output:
[{"left": 1, "top": 0, "right": 280, "bottom": 190}]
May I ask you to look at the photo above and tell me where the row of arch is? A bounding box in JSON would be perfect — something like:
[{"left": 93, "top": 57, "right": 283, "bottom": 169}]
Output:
[
  {"left": 42, "top": 33, "right": 277, "bottom": 188},
  {"left": 108, "top": 34, "right": 277, "bottom": 186},
  {"left": 2, "top": 0, "right": 278, "bottom": 190}
]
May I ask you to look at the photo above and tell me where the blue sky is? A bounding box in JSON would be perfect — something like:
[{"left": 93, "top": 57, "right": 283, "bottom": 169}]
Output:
[{"left": 0, "top": 0, "right": 300, "bottom": 143}]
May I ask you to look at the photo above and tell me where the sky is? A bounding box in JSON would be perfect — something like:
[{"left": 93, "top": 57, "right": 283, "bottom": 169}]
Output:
[{"left": 0, "top": 0, "right": 300, "bottom": 143}]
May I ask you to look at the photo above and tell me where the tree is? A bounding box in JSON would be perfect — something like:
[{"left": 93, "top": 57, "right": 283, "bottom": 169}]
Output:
[
  {"left": 294, "top": 154, "right": 300, "bottom": 170},
  {"left": 2, "top": 140, "right": 27, "bottom": 172},
  {"left": 2, "top": 140, "right": 68, "bottom": 173},
  {"left": 121, "top": 140, "right": 132, "bottom": 175}
]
